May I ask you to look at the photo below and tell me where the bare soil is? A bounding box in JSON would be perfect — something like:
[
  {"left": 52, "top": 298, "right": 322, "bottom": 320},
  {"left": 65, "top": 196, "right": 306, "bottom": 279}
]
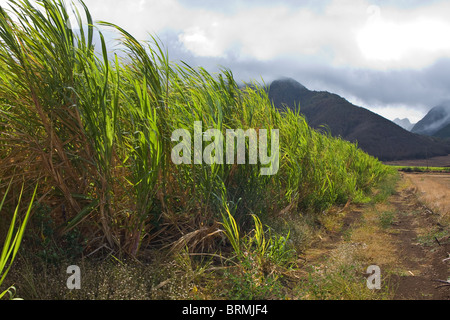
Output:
[
  {"left": 302, "top": 172, "right": 450, "bottom": 300},
  {"left": 389, "top": 182, "right": 449, "bottom": 299},
  {"left": 384, "top": 154, "right": 450, "bottom": 167}
]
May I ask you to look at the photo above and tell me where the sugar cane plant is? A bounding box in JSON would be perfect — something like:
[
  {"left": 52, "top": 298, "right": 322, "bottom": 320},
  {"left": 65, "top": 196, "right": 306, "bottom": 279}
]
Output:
[
  {"left": 0, "top": 180, "right": 38, "bottom": 299},
  {"left": 0, "top": 0, "right": 394, "bottom": 266}
]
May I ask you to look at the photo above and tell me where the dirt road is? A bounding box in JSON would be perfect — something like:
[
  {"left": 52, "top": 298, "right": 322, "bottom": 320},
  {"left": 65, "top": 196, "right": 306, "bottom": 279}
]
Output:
[
  {"left": 301, "top": 172, "right": 450, "bottom": 299},
  {"left": 389, "top": 178, "right": 449, "bottom": 300}
]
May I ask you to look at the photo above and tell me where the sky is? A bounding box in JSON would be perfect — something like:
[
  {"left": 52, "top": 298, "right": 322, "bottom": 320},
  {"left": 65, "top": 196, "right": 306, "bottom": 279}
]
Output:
[{"left": 4, "top": 0, "right": 450, "bottom": 122}]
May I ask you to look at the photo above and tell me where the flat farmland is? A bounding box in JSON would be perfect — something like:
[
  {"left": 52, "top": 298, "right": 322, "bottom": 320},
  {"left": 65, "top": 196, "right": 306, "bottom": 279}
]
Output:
[
  {"left": 385, "top": 154, "right": 450, "bottom": 168},
  {"left": 404, "top": 172, "right": 450, "bottom": 220}
]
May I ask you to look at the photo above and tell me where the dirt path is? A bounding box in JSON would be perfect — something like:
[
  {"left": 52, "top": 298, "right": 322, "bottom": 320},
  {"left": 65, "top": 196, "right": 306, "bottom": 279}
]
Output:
[
  {"left": 301, "top": 173, "right": 450, "bottom": 300},
  {"left": 389, "top": 184, "right": 449, "bottom": 299}
]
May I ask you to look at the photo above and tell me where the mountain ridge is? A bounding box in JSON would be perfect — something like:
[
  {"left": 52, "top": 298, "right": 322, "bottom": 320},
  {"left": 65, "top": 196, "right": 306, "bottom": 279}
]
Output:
[
  {"left": 411, "top": 104, "right": 450, "bottom": 138},
  {"left": 393, "top": 118, "right": 415, "bottom": 131},
  {"left": 267, "top": 78, "right": 450, "bottom": 161}
]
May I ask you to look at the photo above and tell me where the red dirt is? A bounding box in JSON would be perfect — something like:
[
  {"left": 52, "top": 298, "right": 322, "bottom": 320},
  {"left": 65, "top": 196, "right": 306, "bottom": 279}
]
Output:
[{"left": 389, "top": 183, "right": 449, "bottom": 300}]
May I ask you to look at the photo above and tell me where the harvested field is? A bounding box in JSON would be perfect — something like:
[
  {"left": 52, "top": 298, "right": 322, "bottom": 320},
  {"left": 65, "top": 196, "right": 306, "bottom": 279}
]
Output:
[
  {"left": 384, "top": 154, "right": 450, "bottom": 168},
  {"left": 405, "top": 172, "right": 450, "bottom": 223}
]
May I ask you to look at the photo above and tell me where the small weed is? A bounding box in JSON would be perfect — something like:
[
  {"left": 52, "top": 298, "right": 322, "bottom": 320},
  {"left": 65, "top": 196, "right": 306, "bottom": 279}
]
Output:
[
  {"left": 342, "top": 228, "right": 353, "bottom": 242},
  {"left": 417, "top": 227, "right": 450, "bottom": 247},
  {"left": 319, "top": 213, "right": 343, "bottom": 233},
  {"left": 223, "top": 251, "right": 284, "bottom": 300},
  {"left": 372, "top": 174, "right": 399, "bottom": 203},
  {"left": 378, "top": 211, "right": 396, "bottom": 229}
]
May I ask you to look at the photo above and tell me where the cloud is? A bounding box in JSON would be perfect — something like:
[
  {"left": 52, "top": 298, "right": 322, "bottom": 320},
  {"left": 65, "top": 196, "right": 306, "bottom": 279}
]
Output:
[
  {"left": 83, "top": 0, "right": 450, "bottom": 72},
  {"left": 172, "top": 0, "right": 368, "bottom": 63},
  {"left": 300, "top": 58, "right": 450, "bottom": 121},
  {"left": 81, "top": 0, "right": 362, "bottom": 60},
  {"left": 356, "top": 4, "right": 450, "bottom": 69},
  {"left": 11, "top": 0, "right": 449, "bottom": 121},
  {"left": 154, "top": 26, "right": 450, "bottom": 122}
]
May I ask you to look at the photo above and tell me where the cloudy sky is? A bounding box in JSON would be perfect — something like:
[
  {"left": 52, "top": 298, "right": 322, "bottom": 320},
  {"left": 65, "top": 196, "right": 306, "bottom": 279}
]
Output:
[{"left": 6, "top": 0, "right": 450, "bottom": 122}]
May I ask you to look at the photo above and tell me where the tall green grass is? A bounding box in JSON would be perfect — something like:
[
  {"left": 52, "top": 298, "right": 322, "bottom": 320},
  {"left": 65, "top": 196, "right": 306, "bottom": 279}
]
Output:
[
  {"left": 0, "top": 180, "right": 37, "bottom": 299},
  {"left": 0, "top": 0, "right": 394, "bottom": 259}
]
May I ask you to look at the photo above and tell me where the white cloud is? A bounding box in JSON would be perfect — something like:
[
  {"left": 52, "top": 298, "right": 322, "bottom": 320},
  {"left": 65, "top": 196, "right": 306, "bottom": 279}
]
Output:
[
  {"left": 356, "top": 4, "right": 450, "bottom": 69},
  {"left": 179, "top": 26, "right": 224, "bottom": 57},
  {"left": 370, "top": 105, "right": 425, "bottom": 123},
  {"left": 77, "top": 0, "right": 450, "bottom": 72},
  {"left": 79, "top": 0, "right": 362, "bottom": 60},
  {"left": 5, "top": 0, "right": 448, "bottom": 116},
  {"left": 170, "top": 0, "right": 367, "bottom": 62},
  {"left": 5, "top": 0, "right": 450, "bottom": 72},
  {"left": 338, "top": 93, "right": 426, "bottom": 122},
  {"left": 83, "top": 0, "right": 190, "bottom": 39}
]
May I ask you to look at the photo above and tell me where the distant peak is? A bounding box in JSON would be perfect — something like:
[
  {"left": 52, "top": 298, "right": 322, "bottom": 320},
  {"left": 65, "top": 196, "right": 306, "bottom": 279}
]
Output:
[
  {"left": 431, "top": 103, "right": 450, "bottom": 112},
  {"left": 393, "top": 118, "right": 414, "bottom": 131},
  {"left": 271, "top": 77, "right": 307, "bottom": 91},
  {"left": 393, "top": 118, "right": 412, "bottom": 124},
  {"left": 411, "top": 102, "right": 450, "bottom": 135}
]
